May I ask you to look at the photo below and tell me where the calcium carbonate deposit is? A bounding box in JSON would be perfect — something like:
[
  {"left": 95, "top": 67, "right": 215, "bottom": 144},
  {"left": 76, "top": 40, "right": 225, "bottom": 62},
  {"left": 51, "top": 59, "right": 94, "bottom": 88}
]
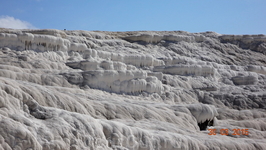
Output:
[{"left": 0, "top": 28, "right": 266, "bottom": 150}]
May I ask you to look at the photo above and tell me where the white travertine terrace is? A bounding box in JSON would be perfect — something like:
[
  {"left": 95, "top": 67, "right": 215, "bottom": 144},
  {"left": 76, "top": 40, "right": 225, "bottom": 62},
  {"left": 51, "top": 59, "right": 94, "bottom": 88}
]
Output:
[{"left": 0, "top": 28, "right": 266, "bottom": 150}]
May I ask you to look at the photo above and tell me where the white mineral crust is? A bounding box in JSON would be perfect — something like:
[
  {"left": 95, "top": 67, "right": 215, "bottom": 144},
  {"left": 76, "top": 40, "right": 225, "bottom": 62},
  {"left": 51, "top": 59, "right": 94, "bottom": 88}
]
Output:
[{"left": 0, "top": 29, "right": 266, "bottom": 150}]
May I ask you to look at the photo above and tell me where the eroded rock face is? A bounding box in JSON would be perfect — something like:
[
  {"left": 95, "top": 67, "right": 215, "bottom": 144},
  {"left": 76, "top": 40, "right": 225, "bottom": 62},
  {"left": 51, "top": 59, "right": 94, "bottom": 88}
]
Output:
[
  {"left": 0, "top": 28, "right": 266, "bottom": 150},
  {"left": 231, "top": 75, "right": 258, "bottom": 85},
  {"left": 220, "top": 34, "right": 266, "bottom": 54}
]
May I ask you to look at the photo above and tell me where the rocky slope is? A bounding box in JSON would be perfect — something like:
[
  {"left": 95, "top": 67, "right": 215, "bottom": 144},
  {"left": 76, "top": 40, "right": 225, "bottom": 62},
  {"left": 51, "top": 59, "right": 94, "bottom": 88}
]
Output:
[{"left": 0, "top": 28, "right": 266, "bottom": 150}]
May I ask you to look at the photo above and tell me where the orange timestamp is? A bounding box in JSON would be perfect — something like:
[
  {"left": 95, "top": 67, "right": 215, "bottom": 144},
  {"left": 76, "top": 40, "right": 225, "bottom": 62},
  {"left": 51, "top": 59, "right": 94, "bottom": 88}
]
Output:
[{"left": 208, "top": 128, "right": 249, "bottom": 135}]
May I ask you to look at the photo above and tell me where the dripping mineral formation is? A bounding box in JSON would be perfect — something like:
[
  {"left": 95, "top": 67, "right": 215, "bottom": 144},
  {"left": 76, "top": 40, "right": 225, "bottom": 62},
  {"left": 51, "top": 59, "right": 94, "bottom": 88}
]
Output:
[{"left": 0, "top": 28, "right": 266, "bottom": 150}]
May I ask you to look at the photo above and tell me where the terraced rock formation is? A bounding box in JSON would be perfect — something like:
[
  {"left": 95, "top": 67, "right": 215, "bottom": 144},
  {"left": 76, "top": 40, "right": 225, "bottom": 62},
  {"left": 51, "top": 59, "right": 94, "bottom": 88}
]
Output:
[{"left": 0, "top": 28, "right": 266, "bottom": 150}]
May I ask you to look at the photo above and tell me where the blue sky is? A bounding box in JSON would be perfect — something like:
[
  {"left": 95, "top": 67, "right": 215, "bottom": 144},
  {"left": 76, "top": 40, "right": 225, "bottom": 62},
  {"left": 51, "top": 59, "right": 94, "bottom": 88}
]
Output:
[{"left": 0, "top": 0, "right": 265, "bottom": 34}]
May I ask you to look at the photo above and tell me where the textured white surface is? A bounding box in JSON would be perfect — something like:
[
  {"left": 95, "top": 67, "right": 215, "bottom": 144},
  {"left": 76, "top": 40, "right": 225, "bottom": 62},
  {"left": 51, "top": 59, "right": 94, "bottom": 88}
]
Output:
[{"left": 0, "top": 29, "right": 266, "bottom": 149}]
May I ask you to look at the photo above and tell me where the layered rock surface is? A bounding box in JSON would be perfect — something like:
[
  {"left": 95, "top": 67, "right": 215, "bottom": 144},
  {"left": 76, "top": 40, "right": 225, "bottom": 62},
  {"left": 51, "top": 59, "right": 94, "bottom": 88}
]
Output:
[{"left": 0, "top": 28, "right": 266, "bottom": 150}]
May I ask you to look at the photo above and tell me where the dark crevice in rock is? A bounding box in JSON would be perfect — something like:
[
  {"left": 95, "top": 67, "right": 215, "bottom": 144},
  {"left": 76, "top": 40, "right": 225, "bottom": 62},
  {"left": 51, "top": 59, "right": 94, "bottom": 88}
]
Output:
[
  {"left": 27, "top": 100, "right": 52, "bottom": 120},
  {"left": 198, "top": 119, "right": 214, "bottom": 131}
]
